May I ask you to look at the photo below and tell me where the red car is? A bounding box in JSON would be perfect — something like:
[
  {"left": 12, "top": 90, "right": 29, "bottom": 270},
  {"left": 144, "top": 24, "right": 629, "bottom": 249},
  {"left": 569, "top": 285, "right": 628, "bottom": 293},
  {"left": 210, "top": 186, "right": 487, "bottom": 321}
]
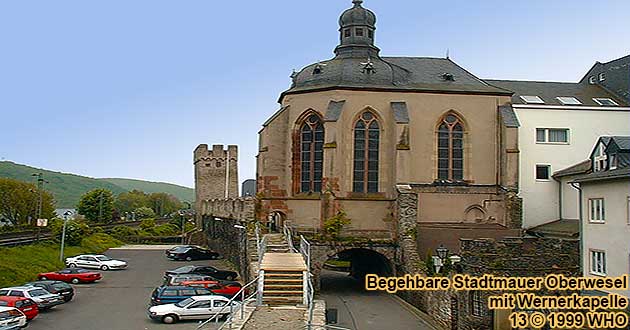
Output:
[
  {"left": 180, "top": 280, "right": 245, "bottom": 298},
  {"left": 38, "top": 268, "right": 102, "bottom": 284},
  {"left": 0, "top": 296, "right": 39, "bottom": 320}
]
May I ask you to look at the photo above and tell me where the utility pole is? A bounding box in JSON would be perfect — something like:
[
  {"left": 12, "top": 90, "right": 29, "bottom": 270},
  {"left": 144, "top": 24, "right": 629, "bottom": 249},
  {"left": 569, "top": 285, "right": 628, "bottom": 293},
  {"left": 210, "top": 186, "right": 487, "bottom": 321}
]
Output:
[{"left": 31, "top": 173, "right": 48, "bottom": 240}]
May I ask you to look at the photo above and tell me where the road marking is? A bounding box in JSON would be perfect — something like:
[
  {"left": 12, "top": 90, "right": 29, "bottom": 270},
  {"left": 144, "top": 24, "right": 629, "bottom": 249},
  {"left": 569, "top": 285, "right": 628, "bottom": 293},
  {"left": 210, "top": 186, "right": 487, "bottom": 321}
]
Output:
[{"left": 110, "top": 245, "right": 178, "bottom": 250}]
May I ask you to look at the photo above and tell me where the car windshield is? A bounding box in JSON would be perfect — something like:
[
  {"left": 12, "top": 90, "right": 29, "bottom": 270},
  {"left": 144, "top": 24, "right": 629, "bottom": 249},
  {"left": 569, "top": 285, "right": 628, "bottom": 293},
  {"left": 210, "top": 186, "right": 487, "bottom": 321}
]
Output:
[
  {"left": 0, "top": 301, "right": 7, "bottom": 306},
  {"left": 75, "top": 269, "right": 91, "bottom": 273},
  {"left": 172, "top": 246, "right": 189, "bottom": 252},
  {"left": 175, "top": 298, "right": 193, "bottom": 308},
  {"left": 53, "top": 283, "right": 71, "bottom": 290},
  {"left": 174, "top": 266, "right": 195, "bottom": 272},
  {"left": 28, "top": 289, "right": 49, "bottom": 297},
  {"left": 96, "top": 256, "right": 111, "bottom": 261}
]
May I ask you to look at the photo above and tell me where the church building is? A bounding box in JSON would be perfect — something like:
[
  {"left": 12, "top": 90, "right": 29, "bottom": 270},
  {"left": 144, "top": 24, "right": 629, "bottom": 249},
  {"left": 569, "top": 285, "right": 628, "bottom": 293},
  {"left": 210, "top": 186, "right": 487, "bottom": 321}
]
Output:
[{"left": 256, "top": 0, "right": 522, "bottom": 254}]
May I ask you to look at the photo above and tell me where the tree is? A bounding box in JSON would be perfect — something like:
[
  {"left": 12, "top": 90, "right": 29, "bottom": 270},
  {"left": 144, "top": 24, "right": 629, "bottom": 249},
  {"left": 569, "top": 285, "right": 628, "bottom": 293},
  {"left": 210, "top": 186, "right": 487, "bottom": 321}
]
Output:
[
  {"left": 134, "top": 206, "right": 155, "bottom": 219},
  {"left": 147, "top": 193, "right": 182, "bottom": 217},
  {"left": 115, "top": 190, "right": 149, "bottom": 214},
  {"left": 0, "top": 178, "right": 55, "bottom": 226},
  {"left": 77, "top": 189, "right": 114, "bottom": 223}
]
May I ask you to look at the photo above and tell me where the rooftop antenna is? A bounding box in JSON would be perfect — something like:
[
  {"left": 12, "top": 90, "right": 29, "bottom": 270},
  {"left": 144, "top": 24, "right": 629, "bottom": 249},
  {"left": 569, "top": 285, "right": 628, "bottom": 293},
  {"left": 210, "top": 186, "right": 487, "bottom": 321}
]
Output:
[{"left": 446, "top": 48, "right": 450, "bottom": 60}]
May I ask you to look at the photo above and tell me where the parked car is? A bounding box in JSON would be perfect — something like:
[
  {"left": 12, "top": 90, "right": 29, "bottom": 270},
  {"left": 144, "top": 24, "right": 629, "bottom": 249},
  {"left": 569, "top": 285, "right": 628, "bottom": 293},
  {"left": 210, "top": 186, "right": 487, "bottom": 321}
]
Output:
[
  {"left": 37, "top": 268, "right": 102, "bottom": 284},
  {"left": 164, "top": 245, "right": 195, "bottom": 256},
  {"left": 165, "top": 265, "right": 238, "bottom": 281},
  {"left": 166, "top": 246, "right": 219, "bottom": 261},
  {"left": 163, "top": 274, "right": 216, "bottom": 286},
  {"left": 180, "top": 280, "right": 244, "bottom": 298},
  {"left": 0, "top": 307, "right": 27, "bottom": 328},
  {"left": 0, "top": 297, "right": 38, "bottom": 321},
  {"left": 150, "top": 286, "right": 214, "bottom": 306},
  {"left": 65, "top": 254, "right": 127, "bottom": 271},
  {"left": 0, "top": 286, "right": 64, "bottom": 310},
  {"left": 24, "top": 281, "right": 74, "bottom": 302},
  {"left": 147, "top": 295, "right": 239, "bottom": 324}
]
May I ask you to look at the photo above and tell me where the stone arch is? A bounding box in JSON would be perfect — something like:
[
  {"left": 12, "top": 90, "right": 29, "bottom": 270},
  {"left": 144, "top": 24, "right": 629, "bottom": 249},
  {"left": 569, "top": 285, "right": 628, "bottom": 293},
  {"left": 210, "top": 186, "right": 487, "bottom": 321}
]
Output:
[
  {"left": 267, "top": 210, "right": 286, "bottom": 233},
  {"left": 464, "top": 205, "right": 486, "bottom": 223}
]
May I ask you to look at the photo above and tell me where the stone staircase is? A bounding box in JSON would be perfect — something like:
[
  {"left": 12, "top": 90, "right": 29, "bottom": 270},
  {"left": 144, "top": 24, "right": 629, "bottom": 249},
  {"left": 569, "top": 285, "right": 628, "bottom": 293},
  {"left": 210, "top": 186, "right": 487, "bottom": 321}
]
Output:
[{"left": 259, "top": 234, "right": 306, "bottom": 306}]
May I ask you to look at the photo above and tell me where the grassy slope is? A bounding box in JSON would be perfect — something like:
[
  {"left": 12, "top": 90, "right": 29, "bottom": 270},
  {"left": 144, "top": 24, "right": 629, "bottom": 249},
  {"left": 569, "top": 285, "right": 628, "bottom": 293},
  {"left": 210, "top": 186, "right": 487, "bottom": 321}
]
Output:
[
  {"left": 0, "top": 161, "right": 126, "bottom": 208},
  {"left": 0, "top": 161, "right": 194, "bottom": 208},
  {"left": 0, "top": 233, "right": 122, "bottom": 288},
  {"left": 100, "top": 178, "right": 194, "bottom": 202}
]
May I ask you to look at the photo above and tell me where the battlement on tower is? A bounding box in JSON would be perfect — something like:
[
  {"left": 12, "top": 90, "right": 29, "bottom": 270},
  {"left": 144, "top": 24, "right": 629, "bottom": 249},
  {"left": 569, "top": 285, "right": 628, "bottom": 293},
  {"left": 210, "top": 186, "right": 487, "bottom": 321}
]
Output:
[{"left": 194, "top": 144, "right": 239, "bottom": 206}]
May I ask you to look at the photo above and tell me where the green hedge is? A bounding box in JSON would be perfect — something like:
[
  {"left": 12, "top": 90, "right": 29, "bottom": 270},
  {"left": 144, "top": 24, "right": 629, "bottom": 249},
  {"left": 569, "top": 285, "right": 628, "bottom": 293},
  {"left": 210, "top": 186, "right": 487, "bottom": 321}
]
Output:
[{"left": 0, "top": 233, "right": 122, "bottom": 288}]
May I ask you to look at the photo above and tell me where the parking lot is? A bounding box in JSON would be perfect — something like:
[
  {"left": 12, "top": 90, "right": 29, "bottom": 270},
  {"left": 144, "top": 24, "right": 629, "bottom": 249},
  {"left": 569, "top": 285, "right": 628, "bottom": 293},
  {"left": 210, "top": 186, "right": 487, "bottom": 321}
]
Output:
[{"left": 27, "top": 246, "right": 230, "bottom": 330}]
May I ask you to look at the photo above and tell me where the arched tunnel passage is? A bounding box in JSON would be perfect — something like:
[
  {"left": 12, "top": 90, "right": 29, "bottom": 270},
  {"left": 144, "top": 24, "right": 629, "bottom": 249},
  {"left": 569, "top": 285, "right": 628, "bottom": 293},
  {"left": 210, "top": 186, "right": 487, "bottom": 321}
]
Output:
[{"left": 319, "top": 248, "right": 427, "bottom": 329}]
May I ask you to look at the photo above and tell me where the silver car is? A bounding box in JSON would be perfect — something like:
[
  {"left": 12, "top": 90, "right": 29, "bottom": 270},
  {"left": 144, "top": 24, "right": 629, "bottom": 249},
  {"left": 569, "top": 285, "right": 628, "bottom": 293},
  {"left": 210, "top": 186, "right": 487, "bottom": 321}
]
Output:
[{"left": 0, "top": 286, "right": 64, "bottom": 310}]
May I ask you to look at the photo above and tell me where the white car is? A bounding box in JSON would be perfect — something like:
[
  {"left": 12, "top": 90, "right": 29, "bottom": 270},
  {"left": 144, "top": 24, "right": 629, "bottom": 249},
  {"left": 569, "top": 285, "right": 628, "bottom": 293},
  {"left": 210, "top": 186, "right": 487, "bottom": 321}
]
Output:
[
  {"left": 0, "top": 287, "right": 64, "bottom": 310},
  {"left": 147, "top": 295, "right": 240, "bottom": 324},
  {"left": 65, "top": 254, "right": 127, "bottom": 271},
  {"left": 0, "top": 307, "right": 27, "bottom": 328}
]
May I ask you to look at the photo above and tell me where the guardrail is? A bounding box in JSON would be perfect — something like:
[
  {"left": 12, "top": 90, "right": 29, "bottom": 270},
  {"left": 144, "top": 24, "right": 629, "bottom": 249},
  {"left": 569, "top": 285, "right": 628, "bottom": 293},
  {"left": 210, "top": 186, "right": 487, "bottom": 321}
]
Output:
[
  {"left": 283, "top": 222, "right": 298, "bottom": 253},
  {"left": 196, "top": 276, "right": 260, "bottom": 330}
]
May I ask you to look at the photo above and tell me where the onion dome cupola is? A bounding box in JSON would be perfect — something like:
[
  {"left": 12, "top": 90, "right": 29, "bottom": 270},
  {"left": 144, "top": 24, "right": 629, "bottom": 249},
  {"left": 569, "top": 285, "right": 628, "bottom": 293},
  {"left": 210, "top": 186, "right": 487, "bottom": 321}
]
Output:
[{"left": 335, "top": 0, "right": 380, "bottom": 58}]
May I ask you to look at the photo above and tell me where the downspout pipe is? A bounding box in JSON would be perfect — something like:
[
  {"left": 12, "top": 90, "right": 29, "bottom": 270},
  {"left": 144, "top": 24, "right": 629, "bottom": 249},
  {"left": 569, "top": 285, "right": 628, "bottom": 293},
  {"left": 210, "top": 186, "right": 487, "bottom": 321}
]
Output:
[{"left": 570, "top": 182, "right": 583, "bottom": 275}]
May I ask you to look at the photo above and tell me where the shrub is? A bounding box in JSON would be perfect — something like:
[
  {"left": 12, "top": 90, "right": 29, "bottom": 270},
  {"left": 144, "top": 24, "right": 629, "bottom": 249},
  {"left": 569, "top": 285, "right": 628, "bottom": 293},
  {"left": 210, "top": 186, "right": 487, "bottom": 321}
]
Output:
[
  {"left": 139, "top": 218, "right": 156, "bottom": 230},
  {"left": 49, "top": 219, "right": 89, "bottom": 246},
  {"left": 110, "top": 225, "right": 139, "bottom": 240},
  {"left": 134, "top": 207, "right": 155, "bottom": 219},
  {"left": 323, "top": 211, "right": 351, "bottom": 241}
]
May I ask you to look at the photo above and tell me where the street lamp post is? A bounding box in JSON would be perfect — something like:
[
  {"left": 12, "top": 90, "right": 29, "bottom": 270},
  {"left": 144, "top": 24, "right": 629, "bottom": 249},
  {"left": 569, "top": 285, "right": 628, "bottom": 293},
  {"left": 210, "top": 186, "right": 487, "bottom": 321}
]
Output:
[
  {"left": 433, "top": 244, "right": 449, "bottom": 274},
  {"left": 60, "top": 211, "right": 73, "bottom": 262}
]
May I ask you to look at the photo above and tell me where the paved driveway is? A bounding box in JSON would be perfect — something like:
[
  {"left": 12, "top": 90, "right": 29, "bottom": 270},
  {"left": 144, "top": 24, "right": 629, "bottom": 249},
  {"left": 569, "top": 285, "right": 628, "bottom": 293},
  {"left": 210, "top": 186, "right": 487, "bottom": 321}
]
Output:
[
  {"left": 320, "top": 269, "right": 437, "bottom": 330},
  {"left": 28, "top": 247, "right": 226, "bottom": 330}
]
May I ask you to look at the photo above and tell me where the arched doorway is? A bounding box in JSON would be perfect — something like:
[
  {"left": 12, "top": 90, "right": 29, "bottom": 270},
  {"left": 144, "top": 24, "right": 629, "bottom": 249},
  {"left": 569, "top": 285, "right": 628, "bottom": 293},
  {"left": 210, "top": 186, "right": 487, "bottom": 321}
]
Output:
[{"left": 267, "top": 211, "right": 285, "bottom": 233}]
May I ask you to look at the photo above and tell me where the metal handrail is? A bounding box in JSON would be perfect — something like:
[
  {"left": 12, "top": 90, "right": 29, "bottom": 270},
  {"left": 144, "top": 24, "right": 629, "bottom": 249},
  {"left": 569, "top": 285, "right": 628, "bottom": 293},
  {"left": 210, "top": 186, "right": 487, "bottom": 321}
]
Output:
[
  {"left": 216, "top": 292, "right": 258, "bottom": 330},
  {"left": 304, "top": 325, "right": 353, "bottom": 330},
  {"left": 196, "top": 276, "right": 260, "bottom": 329},
  {"left": 254, "top": 222, "right": 260, "bottom": 248},
  {"left": 283, "top": 222, "right": 298, "bottom": 253}
]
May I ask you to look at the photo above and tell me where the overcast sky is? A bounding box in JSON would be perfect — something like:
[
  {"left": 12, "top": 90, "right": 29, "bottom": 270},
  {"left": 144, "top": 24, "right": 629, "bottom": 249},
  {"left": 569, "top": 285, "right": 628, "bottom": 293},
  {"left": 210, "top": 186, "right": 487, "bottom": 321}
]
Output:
[{"left": 1, "top": 0, "right": 629, "bottom": 188}]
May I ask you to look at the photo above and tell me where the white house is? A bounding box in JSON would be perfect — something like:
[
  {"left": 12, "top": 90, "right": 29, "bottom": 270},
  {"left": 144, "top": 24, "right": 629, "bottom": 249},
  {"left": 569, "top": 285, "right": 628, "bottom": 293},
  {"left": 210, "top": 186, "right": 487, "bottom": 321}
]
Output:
[
  {"left": 486, "top": 79, "right": 630, "bottom": 229},
  {"left": 570, "top": 136, "right": 630, "bottom": 298}
]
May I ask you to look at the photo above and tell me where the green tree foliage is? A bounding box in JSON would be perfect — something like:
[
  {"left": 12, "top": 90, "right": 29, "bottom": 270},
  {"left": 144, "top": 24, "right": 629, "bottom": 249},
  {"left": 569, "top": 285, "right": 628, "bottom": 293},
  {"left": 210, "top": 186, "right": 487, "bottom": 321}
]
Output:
[
  {"left": 114, "top": 189, "right": 149, "bottom": 214},
  {"left": 147, "top": 192, "right": 183, "bottom": 217},
  {"left": 0, "top": 178, "right": 55, "bottom": 226},
  {"left": 49, "top": 218, "right": 89, "bottom": 246},
  {"left": 134, "top": 206, "right": 155, "bottom": 219},
  {"left": 323, "top": 210, "right": 351, "bottom": 241},
  {"left": 77, "top": 189, "right": 114, "bottom": 223}
]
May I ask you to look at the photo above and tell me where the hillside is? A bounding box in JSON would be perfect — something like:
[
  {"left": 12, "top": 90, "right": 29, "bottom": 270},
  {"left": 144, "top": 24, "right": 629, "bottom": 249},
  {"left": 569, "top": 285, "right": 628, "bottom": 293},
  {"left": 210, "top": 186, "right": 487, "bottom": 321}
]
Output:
[
  {"left": 0, "top": 161, "right": 194, "bottom": 208},
  {"left": 100, "top": 178, "right": 194, "bottom": 202}
]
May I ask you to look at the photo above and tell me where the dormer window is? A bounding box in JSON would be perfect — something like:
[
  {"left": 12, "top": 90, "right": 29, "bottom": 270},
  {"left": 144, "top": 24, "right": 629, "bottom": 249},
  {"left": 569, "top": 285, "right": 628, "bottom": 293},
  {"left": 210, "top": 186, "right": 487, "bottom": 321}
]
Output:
[
  {"left": 599, "top": 73, "right": 606, "bottom": 82},
  {"left": 368, "top": 30, "right": 374, "bottom": 39},
  {"left": 520, "top": 95, "right": 544, "bottom": 104},
  {"left": 593, "top": 143, "right": 607, "bottom": 172},
  {"left": 355, "top": 28, "right": 364, "bottom": 37},
  {"left": 441, "top": 73, "right": 455, "bottom": 81},
  {"left": 610, "top": 154, "right": 618, "bottom": 170},
  {"left": 557, "top": 97, "right": 582, "bottom": 105},
  {"left": 588, "top": 76, "right": 596, "bottom": 84},
  {"left": 593, "top": 98, "right": 618, "bottom": 106}
]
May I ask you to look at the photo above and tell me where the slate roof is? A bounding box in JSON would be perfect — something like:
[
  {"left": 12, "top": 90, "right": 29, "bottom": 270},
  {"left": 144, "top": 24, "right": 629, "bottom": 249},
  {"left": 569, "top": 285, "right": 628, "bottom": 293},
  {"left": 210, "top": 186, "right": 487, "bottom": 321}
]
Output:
[
  {"left": 571, "top": 167, "right": 630, "bottom": 183},
  {"left": 281, "top": 57, "right": 512, "bottom": 101},
  {"left": 526, "top": 219, "right": 579, "bottom": 238},
  {"left": 553, "top": 160, "right": 591, "bottom": 178},
  {"left": 484, "top": 79, "right": 628, "bottom": 107},
  {"left": 499, "top": 105, "right": 520, "bottom": 127},
  {"left": 609, "top": 136, "right": 630, "bottom": 150}
]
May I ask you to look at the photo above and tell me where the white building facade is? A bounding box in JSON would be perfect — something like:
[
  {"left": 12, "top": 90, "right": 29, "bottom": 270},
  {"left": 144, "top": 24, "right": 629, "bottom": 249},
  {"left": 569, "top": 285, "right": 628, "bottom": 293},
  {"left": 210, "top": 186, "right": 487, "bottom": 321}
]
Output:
[{"left": 486, "top": 79, "right": 630, "bottom": 228}]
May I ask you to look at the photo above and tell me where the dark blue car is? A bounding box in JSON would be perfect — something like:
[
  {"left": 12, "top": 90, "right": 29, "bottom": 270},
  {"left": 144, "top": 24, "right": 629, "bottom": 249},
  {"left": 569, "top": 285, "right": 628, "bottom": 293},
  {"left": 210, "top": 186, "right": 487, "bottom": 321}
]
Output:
[{"left": 150, "top": 286, "right": 213, "bottom": 306}]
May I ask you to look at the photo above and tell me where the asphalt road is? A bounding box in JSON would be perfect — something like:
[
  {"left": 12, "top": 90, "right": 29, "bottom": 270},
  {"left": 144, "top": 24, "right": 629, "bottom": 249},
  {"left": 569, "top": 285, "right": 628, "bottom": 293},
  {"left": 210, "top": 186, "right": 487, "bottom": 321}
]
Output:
[
  {"left": 27, "top": 247, "right": 226, "bottom": 330},
  {"left": 320, "top": 269, "right": 437, "bottom": 330}
]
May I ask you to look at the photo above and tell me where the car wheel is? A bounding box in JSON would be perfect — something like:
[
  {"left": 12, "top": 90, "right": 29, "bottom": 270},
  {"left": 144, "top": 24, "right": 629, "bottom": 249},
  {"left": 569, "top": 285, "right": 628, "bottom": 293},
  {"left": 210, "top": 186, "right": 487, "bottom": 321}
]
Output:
[
  {"left": 185, "top": 257, "right": 192, "bottom": 261},
  {"left": 71, "top": 278, "right": 80, "bottom": 284},
  {"left": 68, "top": 263, "right": 77, "bottom": 268},
  {"left": 100, "top": 265, "right": 109, "bottom": 271},
  {"left": 39, "top": 276, "right": 48, "bottom": 280},
  {"left": 162, "top": 314, "right": 178, "bottom": 324}
]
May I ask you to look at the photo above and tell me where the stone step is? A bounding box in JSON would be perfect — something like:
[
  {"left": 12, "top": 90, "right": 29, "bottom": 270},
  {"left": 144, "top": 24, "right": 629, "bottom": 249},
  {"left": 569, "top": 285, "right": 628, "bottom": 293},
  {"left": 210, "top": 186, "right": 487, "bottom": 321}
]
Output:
[
  {"left": 264, "top": 284, "right": 303, "bottom": 290},
  {"left": 264, "top": 272, "right": 303, "bottom": 278},
  {"left": 262, "top": 296, "right": 303, "bottom": 305},
  {"left": 264, "top": 278, "right": 302, "bottom": 283}
]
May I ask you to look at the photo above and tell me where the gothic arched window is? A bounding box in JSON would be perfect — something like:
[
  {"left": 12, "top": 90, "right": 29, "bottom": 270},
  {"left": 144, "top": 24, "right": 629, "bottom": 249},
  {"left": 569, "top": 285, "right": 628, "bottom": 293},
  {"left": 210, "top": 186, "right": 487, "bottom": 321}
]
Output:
[
  {"left": 299, "top": 114, "right": 324, "bottom": 193},
  {"left": 353, "top": 111, "right": 379, "bottom": 193},
  {"left": 437, "top": 113, "right": 464, "bottom": 181}
]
